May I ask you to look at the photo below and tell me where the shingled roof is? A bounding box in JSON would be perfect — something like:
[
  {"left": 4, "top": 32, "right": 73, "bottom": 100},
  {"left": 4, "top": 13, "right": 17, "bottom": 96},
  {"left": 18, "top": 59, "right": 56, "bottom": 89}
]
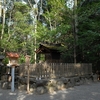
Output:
[
  {"left": 36, "top": 43, "right": 62, "bottom": 54},
  {"left": 6, "top": 52, "right": 19, "bottom": 58}
]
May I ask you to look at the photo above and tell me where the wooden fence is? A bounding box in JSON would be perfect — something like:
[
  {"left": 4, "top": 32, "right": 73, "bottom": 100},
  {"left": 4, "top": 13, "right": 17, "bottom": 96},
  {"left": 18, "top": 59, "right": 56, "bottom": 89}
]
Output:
[{"left": 19, "top": 63, "right": 92, "bottom": 79}]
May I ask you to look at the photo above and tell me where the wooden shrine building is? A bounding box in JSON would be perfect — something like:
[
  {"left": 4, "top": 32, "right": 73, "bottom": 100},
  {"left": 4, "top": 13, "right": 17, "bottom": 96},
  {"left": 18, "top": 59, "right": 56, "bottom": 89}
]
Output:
[{"left": 36, "top": 43, "right": 62, "bottom": 63}]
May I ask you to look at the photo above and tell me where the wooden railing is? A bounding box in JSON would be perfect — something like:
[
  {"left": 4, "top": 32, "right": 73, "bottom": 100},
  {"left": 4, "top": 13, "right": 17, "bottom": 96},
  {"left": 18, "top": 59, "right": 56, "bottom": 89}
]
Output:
[{"left": 19, "top": 63, "right": 92, "bottom": 79}]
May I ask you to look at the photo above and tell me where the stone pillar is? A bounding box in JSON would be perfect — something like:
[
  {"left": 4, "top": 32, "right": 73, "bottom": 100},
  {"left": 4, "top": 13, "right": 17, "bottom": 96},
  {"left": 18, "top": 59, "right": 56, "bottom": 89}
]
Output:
[
  {"left": 11, "top": 66, "right": 15, "bottom": 92},
  {"left": 93, "top": 74, "right": 98, "bottom": 82}
]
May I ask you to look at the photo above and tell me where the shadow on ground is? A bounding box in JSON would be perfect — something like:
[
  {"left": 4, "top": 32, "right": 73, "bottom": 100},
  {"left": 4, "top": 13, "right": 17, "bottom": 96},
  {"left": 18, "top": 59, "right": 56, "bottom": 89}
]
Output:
[{"left": 0, "top": 82, "right": 100, "bottom": 100}]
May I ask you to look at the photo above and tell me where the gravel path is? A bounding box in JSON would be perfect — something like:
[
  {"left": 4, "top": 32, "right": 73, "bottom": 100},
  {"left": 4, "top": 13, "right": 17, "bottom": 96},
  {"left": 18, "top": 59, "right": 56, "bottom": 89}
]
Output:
[{"left": 0, "top": 82, "right": 100, "bottom": 100}]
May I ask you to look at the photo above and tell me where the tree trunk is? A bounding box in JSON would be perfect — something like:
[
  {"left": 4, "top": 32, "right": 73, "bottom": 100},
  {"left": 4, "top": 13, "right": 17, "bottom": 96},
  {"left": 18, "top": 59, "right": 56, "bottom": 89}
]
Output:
[
  {"left": 1, "top": 0, "right": 6, "bottom": 40},
  {"left": 73, "top": 0, "right": 78, "bottom": 64},
  {"left": 0, "top": 2, "right": 2, "bottom": 23}
]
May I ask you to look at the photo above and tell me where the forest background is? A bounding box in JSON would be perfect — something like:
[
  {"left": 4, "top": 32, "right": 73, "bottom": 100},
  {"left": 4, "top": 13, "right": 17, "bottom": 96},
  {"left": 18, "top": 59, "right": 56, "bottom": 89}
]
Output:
[{"left": 0, "top": 0, "right": 100, "bottom": 72}]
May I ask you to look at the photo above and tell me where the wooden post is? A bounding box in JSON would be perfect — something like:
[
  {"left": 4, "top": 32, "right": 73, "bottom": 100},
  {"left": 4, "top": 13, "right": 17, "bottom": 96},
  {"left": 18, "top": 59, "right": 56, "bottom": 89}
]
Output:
[
  {"left": 27, "top": 65, "right": 30, "bottom": 93},
  {"left": 25, "top": 55, "right": 31, "bottom": 93}
]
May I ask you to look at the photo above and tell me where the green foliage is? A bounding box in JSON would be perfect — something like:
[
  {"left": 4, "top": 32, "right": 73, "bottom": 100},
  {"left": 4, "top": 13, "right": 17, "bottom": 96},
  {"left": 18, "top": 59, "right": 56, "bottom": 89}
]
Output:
[
  {"left": 1, "top": 2, "right": 32, "bottom": 59},
  {"left": 39, "top": 0, "right": 72, "bottom": 43},
  {"left": 1, "top": 0, "right": 100, "bottom": 70},
  {"left": 77, "top": 0, "right": 100, "bottom": 70},
  {"left": 18, "top": 54, "right": 25, "bottom": 63}
]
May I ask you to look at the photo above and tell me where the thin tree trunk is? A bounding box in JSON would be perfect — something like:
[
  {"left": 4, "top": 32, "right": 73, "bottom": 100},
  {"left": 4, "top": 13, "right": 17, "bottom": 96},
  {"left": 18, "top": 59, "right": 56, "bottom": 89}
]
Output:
[
  {"left": 0, "top": 2, "right": 2, "bottom": 23},
  {"left": 0, "top": 2, "right": 2, "bottom": 49},
  {"left": 1, "top": 0, "right": 6, "bottom": 40},
  {"left": 8, "top": 12, "right": 12, "bottom": 34},
  {"left": 28, "top": 0, "right": 38, "bottom": 64},
  {"left": 34, "top": 18, "right": 37, "bottom": 64},
  {"left": 73, "top": 0, "right": 78, "bottom": 64}
]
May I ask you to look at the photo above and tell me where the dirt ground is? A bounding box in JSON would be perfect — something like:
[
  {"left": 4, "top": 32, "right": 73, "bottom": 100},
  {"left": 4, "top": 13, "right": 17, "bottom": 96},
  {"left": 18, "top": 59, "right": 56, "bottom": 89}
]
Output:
[{"left": 0, "top": 82, "right": 100, "bottom": 100}]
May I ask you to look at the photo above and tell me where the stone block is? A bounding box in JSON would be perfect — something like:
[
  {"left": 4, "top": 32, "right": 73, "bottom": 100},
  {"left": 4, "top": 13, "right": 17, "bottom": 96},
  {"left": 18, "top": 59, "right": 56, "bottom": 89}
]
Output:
[
  {"left": 36, "top": 86, "right": 47, "bottom": 94},
  {"left": 47, "top": 86, "right": 57, "bottom": 93},
  {"left": 56, "top": 80, "right": 66, "bottom": 90},
  {"left": 1, "top": 82, "right": 8, "bottom": 89},
  {"left": 70, "top": 78, "right": 75, "bottom": 87},
  {"left": 80, "top": 78, "right": 85, "bottom": 85},
  {"left": 93, "top": 75, "right": 98, "bottom": 82},
  {"left": 0, "top": 81, "right": 1, "bottom": 88},
  {"left": 18, "top": 84, "right": 27, "bottom": 90}
]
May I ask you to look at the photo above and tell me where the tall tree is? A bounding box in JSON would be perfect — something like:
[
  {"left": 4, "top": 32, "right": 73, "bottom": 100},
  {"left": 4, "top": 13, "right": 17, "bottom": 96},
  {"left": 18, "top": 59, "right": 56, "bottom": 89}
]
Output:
[
  {"left": 1, "top": 2, "right": 32, "bottom": 55},
  {"left": 77, "top": 0, "right": 100, "bottom": 71}
]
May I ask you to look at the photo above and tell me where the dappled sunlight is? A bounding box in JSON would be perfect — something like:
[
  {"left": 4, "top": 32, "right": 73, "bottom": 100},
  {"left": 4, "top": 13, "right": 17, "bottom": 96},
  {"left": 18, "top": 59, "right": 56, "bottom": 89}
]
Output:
[
  {"left": 0, "top": 93, "right": 3, "bottom": 96},
  {"left": 68, "top": 87, "right": 74, "bottom": 90},
  {"left": 92, "top": 92, "right": 100, "bottom": 96},
  {"left": 48, "top": 88, "right": 72, "bottom": 100},
  {"left": 49, "top": 91, "right": 57, "bottom": 95},
  {"left": 0, "top": 89, "right": 27, "bottom": 100},
  {"left": 9, "top": 92, "right": 17, "bottom": 96},
  {"left": 16, "top": 91, "right": 27, "bottom": 100},
  {"left": 0, "top": 82, "right": 100, "bottom": 100},
  {"left": 50, "top": 95, "right": 54, "bottom": 99},
  {"left": 58, "top": 89, "right": 70, "bottom": 94},
  {"left": 62, "top": 94, "right": 66, "bottom": 99}
]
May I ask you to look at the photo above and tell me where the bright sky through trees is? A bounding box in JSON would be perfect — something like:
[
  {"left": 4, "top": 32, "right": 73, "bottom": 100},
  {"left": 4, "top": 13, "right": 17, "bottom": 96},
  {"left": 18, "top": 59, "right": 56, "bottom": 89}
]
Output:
[{"left": 66, "top": 0, "right": 74, "bottom": 9}]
